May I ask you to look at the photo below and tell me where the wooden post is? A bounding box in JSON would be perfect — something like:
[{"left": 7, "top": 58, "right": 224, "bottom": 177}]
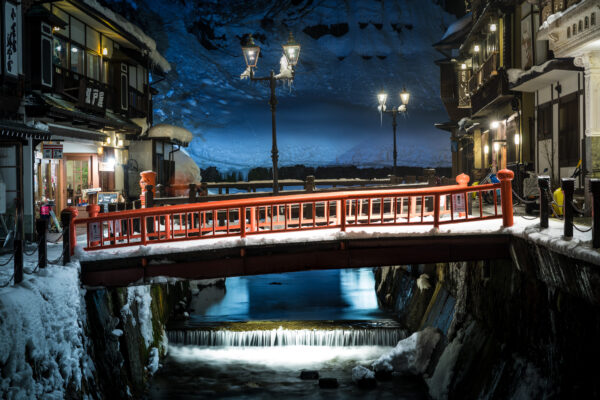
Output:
[
  {"left": 241, "top": 207, "right": 246, "bottom": 237},
  {"left": 340, "top": 200, "right": 346, "bottom": 232},
  {"left": 145, "top": 185, "right": 154, "bottom": 208},
  {"left": 497, "top": 169, "right": 514, "bottom": 228},
  {"left": 189, "top": 183, "right": 197, "bottom": 203},
  {"left": 200, "top": 182, "right": 208, "bottom": 197},
  {"left": 36, "top": 219, "right": 47, "bottom": 269},
  {"left": 61, "top": 209, "right": 72, "bottom": 265},
  {"left": 562, "top": 178, "right": 575, "bottom": 239},
  {"left": 305, "top": 175, "right": 315, "bottom": 192},
  {"left": 156, "top": 184, "right": 165, "bottom": 198},
  {"left": 538, "top": 176, "right": 550, "bottom": 229},
  {"left": 591, "top": 179, "right": 600, "bottom": 248}
]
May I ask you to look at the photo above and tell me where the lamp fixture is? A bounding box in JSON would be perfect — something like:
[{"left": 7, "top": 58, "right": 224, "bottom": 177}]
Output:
[
  {"left": 490, "top": 120, "right": 500, "bottom": 129},
  {"left": 400, "top": 87, "right": 410, "bottom": 106},
  {"left": 484, "top": 144, "right": 489, "bottom": 154},
  {"left": 514, "top": 134, "right": 520, "bottom": 145},
  {"left": 473, "top": 44, "right": 480, "bottom": 53},
  {"left": 102, "top": 47, "right": 108, "bottom": 56},
  {"left": 490, "top": 23, "right": 497, "bottom": 32},
  {"left": 282, "top": 32, "right": 301, "bottom": 67},
  {"left": 461, "top": 63, "right": 467, "bottom": 70}
]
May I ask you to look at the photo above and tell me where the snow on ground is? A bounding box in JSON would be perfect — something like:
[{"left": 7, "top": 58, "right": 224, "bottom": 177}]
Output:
[
  {"left": 372, "top": 326, "right": 442, "bottom": 375},
  {"left": 75, "top": 215, "right": 600, "bottom": 266},
  {"left": 0, "top": 242, "right": 95, "bottom": 399}
]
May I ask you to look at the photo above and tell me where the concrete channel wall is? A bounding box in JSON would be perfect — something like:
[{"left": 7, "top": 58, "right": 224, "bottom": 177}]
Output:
[{"left": 374, "top": 236, "right": 600, "bottom": 398}]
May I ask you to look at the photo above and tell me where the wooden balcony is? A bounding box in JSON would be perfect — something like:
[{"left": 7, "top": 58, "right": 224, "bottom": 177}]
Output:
[{"left": 127, "top": 87, "right": 148, "bottom": 118}]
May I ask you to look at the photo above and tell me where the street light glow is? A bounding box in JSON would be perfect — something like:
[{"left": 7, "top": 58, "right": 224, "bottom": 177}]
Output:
[
  {"left": 377, "top": 92, "right": 388, "bottom": 106},
  {"left": 473, "top": 44, "right": 480, "bottom": 52},
  {"left": 490, "top": 120, "right": 499, "bottom": 129},
  {"left": 400, "top": 88, "right": 410, "bottom": 106}
]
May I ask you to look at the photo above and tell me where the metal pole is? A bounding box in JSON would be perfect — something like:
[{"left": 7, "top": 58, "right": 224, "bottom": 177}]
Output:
[
  {"left": 591, "top": 179, "right": 600, "bottom": 249},
  {"left": 538, "top": 176, "right": 550, "bottom": 229},
  {"left": 269, "top": 71, "right": 279, "bottom": 194},
  {"left": 392, "top": 111, "right": 398, "bottom": 177},
  {"left": 61, "top": 210, "right": 72, "bottom": 265},
  {"left": 561, "top": 178, "right": 575, "bottom": 239},
  {"left": 14, "top": 143, "right": 23, "bottom": 284},
  {"left": 36, "top": 219, "right": 47, "bottom": 269}
]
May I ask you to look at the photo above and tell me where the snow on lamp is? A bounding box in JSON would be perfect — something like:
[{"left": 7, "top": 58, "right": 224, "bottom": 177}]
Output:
[
  {"left": 400, "top": 87, "right": 410, "bottom": 106},
  {"left": 242, "top": 34, "right": 261, "bottom": 68},
  {"left": 282, "top": 32, "right": 301, "bottom": 68}
]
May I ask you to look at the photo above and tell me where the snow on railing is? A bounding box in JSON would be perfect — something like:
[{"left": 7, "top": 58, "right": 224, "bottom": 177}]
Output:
[{"left": 72, "top": 171, "right": 514, "bottom": 252}]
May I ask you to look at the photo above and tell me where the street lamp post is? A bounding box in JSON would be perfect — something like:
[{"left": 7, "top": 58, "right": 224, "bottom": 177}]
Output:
[
  {"left": 377, "top": 88, "right": 410, "bottom": 176},
  {"left": 241, "top": 33, "right": 301, "bottom": 194}
]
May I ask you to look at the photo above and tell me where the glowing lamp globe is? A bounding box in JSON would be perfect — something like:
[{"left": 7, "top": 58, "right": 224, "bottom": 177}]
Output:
[
  {"left": 377, "top": 92, "right": 388, "bottom": 107},
  {"left": 242, "top": 35, "right": 261, "bottom": 68},
  {"left": 400, "top": 88, "right": 410, "bottom": 106},
  {"left": 282, "top": 32, "right": 301, "bottom": 67}
]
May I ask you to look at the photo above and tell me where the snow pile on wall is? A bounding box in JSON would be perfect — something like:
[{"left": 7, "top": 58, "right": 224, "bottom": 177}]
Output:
[
  {"left": 174, "top": 149, "right": 201, "bottom": 184},
  {"left": 372, "top": 326, "right": 442, "bottom": 375},
  {"left": 126, "top": 286, "right": 154, "bottom": 347},
  {"left": 147, "top": 124, "right": 193, "bottom": 145},
  {"left": 0, "top": 263, "right": 96, "bottom": 398},
  {"left": 81, "top": 0, "right": 170, "bottom": 72}
]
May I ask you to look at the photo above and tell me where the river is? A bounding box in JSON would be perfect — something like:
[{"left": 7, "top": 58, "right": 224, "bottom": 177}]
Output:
[{"left": 146, "top": 268, "right": 430, "bottom": 399}]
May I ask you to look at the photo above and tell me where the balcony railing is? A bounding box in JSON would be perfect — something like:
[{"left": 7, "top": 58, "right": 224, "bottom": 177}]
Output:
[{"left": 467, "top": 52, "right": 498, "bottom": 96}]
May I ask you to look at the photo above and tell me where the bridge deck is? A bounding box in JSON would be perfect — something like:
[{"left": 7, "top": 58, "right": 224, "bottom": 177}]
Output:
[{"left": 78, "top": 220, "right": 512, "bottom": 287}]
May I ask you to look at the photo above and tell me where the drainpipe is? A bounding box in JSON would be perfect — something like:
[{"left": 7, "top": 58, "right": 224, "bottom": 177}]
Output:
[{"left": 168, "top": 144, "right": 180, "bottom": 191}]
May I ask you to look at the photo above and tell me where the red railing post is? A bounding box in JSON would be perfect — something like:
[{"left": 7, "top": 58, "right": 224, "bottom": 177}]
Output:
[
  {"left": 340, "top": 200, "right": 346, "bottom": 231},
  {"left": 140, "top": 216, "right": 147, "bottom": 245},
  {"left": 497, "top": 169, "right": 515, "bottom": 227},
  {"left": 433, "top": 194, "right": 440, "bottom": 228},
  {"left": 241, "top": 207, "right": 247, "bottom": 237},
  {"left": 250, "top": 207, "right": 256, "bottom": 232}
]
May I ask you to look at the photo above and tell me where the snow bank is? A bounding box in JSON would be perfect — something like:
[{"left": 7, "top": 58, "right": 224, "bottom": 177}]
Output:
[
  {"left": 352, "top": 365, "right": 374, "bottom": 382},
  {"left": 426, "top": 322, "right": 469, "bottom": 399},
  {"left": 0, "top": 262, "right": 95, "bottom": 399},
  {"left": 126, "top": 286, "right": 154, "bottom": 347},
  {"left": 372, "top": 326, "right": 442, "bottom": 375},
  {"left": 146, "top": 347, "right": 160, "bottom": 376},
  {"left": 148, "top": 124, "right": 193, "bottom": 144}
]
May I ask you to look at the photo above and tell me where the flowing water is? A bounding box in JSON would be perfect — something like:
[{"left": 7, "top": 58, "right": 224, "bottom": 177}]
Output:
[{"left": 146, "top": 268, "right": 429, "bottom": 399}]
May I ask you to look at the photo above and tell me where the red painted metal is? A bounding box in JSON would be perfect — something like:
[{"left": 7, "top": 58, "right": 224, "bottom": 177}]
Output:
[{"left": 74, "top": 178, "right": 511, "bottom": 251}]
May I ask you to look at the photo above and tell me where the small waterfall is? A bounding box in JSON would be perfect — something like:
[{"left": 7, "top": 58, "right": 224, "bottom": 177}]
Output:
[{"left": 168, "top": 327, "right": 406, "bottom": 347}]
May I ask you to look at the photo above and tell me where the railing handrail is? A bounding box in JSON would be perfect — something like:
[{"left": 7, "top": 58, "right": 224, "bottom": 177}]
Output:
[{"left": 74, "top": 182, "right": 501, "bottom": 225}]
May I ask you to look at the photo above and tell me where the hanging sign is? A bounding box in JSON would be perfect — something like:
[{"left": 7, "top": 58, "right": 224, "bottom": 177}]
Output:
[
  {"left": 42, "top": 143, "right": 63, "bottom": 159},
  {"left": 78, "top": 79, "right": 107, "bottom": 112},
  {"left": 453, "top": 193, "right": 466, "bottom": 213},
  {"left": 3, "top": 1, "right": 20, "bottom": 78}
]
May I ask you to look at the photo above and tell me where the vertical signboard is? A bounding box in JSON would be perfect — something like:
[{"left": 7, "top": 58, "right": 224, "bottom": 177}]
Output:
[{"left": 3, "top": 1, "right": 20, "bottom": 78}]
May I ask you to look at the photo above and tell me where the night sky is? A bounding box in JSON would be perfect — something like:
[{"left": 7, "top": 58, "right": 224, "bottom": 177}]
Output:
[{"left": 107, "top": 0, "right": 456, "bottom": 174}]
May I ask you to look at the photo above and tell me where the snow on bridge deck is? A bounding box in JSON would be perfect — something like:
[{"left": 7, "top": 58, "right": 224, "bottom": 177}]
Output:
[{"left": 75, "top": 216, "right": 599, "bottom": 287}]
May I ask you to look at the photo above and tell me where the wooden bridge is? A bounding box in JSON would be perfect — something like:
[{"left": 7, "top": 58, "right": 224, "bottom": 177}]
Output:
[{"left": 72, "top": 171, "right": 515, "bottom": 287}]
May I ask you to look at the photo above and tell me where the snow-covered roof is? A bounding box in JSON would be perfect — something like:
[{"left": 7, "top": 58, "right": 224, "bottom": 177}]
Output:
[
  {"left": 440, "top": 13, "right": 472, "bottom": 41},
  {"left": 148, "top": 124, "right": 193, "bottom": 145},
  {"left": 79, "top": 0, "right": 171, "bottom": 73}
]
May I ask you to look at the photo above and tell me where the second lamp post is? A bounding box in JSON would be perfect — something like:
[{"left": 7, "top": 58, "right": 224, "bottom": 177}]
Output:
[
  {"left": 377, "top": 88, "right": 410, "bottom": 177},
  {"left": 241, "top": 33, "right": 301, "bottom": 194}
]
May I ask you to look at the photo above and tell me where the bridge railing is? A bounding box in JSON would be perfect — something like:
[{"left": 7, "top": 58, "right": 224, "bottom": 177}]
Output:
[{"left": 72, "top": 170, "right": 514, "bottom": 252}]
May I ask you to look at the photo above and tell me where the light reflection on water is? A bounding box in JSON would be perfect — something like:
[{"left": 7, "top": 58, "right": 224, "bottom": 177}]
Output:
[
  {"left": 146, "top": 268, "right": 430, "bottom": 399},
  {"left": 189, "top": 268, "right": 386, "bottom": 322}
]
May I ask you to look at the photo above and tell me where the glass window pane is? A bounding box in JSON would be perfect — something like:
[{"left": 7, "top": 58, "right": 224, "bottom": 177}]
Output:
[
  {"left": 137, "top": 66, "right": 145, "bottom": 92},
  {"left": 53, "top": 37, "right": 68, "bottom": 68},
  {"left": 129, "top": 65, "right": 137, "bottom": 89},
  {"left": 70, "top": 45, "right": 84, "bottom": 73},
  {"left": 102, "top": 60, "right": 109, "bottom": 84},
  {"left": 52, "top": 6, "right": 69, "bottom": 37},
  {"left": 101, "top": 36, "right": 113, "bottom": 58},
  {"left": 86, "top": 52, "right": 100, "bottom": 80},
  {"left": 86, "top": 27, "right": 100, "bottom": 53},
  {"left": 70, "top": 17, "right": 84, "bottom": 45}
]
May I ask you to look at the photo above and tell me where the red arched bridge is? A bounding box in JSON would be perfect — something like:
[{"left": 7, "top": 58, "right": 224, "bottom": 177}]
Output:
[{"left": 72, "top": 171, "right": 515, "bottom": 287}]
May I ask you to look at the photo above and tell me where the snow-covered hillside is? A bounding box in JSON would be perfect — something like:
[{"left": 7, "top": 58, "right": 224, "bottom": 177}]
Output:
[{"left": 106, "top": 0, "right": 456, "bottom": 173}]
